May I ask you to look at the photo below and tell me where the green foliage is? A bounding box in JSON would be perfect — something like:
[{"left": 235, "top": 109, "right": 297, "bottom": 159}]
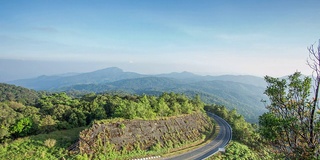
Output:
[
  {"left": 37, "top": 92, "right": 79, "bottom": 115},
  {"left": 119, "top": 123, "right": 125, "bottom": 129},
  {"left": 205, "top": 105, "right": 274, "bottom": 159},
  {"left": 213, "top": 142, "right": 259, "bottom": 160},
  {"left": 258, "top": 113, "right": 281, "bottom": 141},
  {"left": 205, "top": 105, "right": 260, "bottom": 148},
  {"left": 154, "top": 97, "right": 171, "bottom": 116},
  {"left": 0, "top": 127, "right": 85, "bottom": 160},
  {"left": 260, "top": 72, "right": 320, "bottom": 159},
  {"left": 10, "top": 117, "right": 33, "bottom": 137},
  {"left": 0, "top": 102, "right": 24, "bottom": 141},
  {"left": 150, "top": 142, "right": 162, "bottom": 151},
  {"left": 68, "top": 108, "right": 86, "bottom": 128},
  {"left": 40, "top": 115, "right": 57, "bottom": 133},
  {"left": 225, "top": 142, "right": 257, "bottom": 159},
  {"left": 80, "top": 93, "right": 108, "bottom": 123},
  {"left": 44, "top": 138, "right": 56, "bottom": 148},
  {"left": 108, "top": 93, "right": 204, "bottom": 120},
  {"left": 0, "top": 87, "right": 206, "bottom": 142},
  {"left": 0, "top": 83, "right": 40, "bottom": 106}
]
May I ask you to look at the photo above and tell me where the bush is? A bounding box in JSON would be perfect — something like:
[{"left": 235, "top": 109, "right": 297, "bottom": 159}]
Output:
[
  {"left": 44, "top": 138, "right": 56, "bottom": 148},
  {"left": 119, "top": 123, "right": 126, "bottom": 129}
]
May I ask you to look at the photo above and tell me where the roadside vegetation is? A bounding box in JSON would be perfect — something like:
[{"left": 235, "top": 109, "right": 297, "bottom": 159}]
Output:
[
  {"left": 0, "top": 86, "right": 210, "bottom": 159},
  {"left": 205, "top": 105, "right": 273, "bottom": 159},
  {"left": 0, "top": 88, "right": 204, "bottom": 143}
]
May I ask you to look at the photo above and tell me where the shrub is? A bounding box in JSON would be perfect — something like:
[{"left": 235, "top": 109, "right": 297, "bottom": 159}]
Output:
[
  {"left": 44, "top": 138, "right": 56, "bottom": 148},
  {"left": 119, "top": 123, "right": 126, "bottom": 130}
]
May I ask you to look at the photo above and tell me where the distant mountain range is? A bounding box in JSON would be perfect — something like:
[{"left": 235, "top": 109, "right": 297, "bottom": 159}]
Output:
[
  {"left": 9, "top": 67, "right": 268, "bottom": 123},
  {"left": 10, "top": 67, "right": 267, "bottom": 89},
  {"left": 9, "top": 67, "right": 143, "bottom": 90}
]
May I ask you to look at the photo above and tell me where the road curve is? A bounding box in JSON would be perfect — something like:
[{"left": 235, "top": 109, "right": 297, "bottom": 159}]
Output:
[{"left": 165, "top": 112, "right": 232, "bottom": 160}]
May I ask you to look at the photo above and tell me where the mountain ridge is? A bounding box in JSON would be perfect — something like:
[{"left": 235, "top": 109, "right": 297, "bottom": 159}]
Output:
[
  {"left": 9, "top": 67, "right": 266, "bottom": 90},
  {"left": 9, "top": 67, "right": 145, "bottom": 90}
]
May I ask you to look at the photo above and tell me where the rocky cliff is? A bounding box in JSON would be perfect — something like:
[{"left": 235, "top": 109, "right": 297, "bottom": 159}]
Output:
[{"left": 78, "top": 112, "right": 213, "bottom": 154}]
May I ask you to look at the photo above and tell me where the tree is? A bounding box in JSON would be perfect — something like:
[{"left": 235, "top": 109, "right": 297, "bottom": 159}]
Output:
[
  {"left": 0, "top": 102, "right": 24, "bottom": 141},
  {"left": 205, "top": 104, "right": 260, "bottom": 148},
  {"left": 10, "top": 117, "right": 33, "bottom": 137},
  {"left": 192, "top": 94, "right": 204, "bottom": 112},
  {"left": 220, "top": 142, "right": 259, "bottom": 160},
  {"left": 68, "top": 108, "right": 86, "bottom": 127},
  {"left": 259, "top": 40, "right": 320, "bottom": 159},
  {"left": 260, "top": 72, "right": 317, "bottom": 158},
  {"left": 307, "top": 39, "right": 320, "bottom": 152},
  {"left": 154, "top": 98, "right": 171, "bottom": 116},
  {"left": 40, "top": 115, "right": 57, "bottom": 133}
]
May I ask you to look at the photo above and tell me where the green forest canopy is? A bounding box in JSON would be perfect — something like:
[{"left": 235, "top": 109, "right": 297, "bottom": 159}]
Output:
[{"left": 0, "top": 86, "right": 204, "bottom": 142}]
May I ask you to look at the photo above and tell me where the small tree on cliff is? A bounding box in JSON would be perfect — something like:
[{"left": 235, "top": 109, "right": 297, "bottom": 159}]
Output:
[{"left": 259, "top": 40, "right": 320, "bottom": 159}]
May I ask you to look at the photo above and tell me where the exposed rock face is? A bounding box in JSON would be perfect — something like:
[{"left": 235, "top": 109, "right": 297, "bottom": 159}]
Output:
[{"left": 78, "top": 112, "right": 213, "bottom": 154}]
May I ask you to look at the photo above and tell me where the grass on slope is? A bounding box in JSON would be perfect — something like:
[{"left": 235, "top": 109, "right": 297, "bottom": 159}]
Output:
[{"left": 0, "top": 127, "right": 85, "bottom": 160}]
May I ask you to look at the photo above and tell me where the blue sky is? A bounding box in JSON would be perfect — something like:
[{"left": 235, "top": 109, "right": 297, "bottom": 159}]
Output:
[{"left": 0, "top": 0, "right": 320, "bottom": 78}]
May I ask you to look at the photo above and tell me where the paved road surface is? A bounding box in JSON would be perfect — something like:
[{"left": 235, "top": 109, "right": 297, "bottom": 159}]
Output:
[{"left": 165, "top": 112, "right": 232, "bottom": 160}]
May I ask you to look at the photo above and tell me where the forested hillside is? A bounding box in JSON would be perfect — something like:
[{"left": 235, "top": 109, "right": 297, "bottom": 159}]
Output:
[
  {"left": 60, "top": 77, "right": 266, "bottom": 123},
  {"left": 0, "top": 83, "right": 217, "bottom": 159},
  {"left": 0, "top": 85, "right": 205, "bottom": 143},
  {"left": 0, "top": 83, "right": 40, "bottom": 105}
]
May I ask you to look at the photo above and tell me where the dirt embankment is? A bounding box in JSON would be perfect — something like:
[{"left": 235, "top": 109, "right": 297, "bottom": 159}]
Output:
[{"left": 78, "top": 112, "right": 213, "bottom": 154}]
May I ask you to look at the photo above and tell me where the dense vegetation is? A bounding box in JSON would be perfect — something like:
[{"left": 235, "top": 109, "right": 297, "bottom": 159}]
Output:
[
  {"left": 0, "top": 83, "right": 40, "bottom": 105},
  {"left": 205, "top": 105, "right": 273, "bottom": 159},
  {"left": 0, "top": 127, "right": 85, "bottom": 160},
  {"left": 259, "top": 72, "right": 320, "bottom": 159},
  {"left": 0, "top": 83, "right": 205, "bottom": 143},
  {"left": 258, "top": 41, "right": 320, "bottom": 159}
]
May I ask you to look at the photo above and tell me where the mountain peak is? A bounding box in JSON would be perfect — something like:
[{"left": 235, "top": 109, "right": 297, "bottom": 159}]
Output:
[
  {"left": 180, "top": 71, "right": 196, "bottom": 75},
  {"left": 93, "top": 67, "right": 123, "bottom": 73}
]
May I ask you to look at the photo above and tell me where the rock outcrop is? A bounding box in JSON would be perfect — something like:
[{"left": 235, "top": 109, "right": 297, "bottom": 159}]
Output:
[{"left": 78, "top": 112, "right": 213, "bottom": 154}]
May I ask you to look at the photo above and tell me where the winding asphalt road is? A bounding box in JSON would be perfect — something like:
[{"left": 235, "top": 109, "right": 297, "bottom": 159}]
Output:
[{"left": 165, "top": 112, "right": 232, "bottom": 160}]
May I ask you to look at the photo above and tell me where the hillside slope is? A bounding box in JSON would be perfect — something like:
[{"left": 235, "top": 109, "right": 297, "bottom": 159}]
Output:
[
  {"left": 78, "top": 112, "right": 213, "bottom": 157},
  {"left": 0, "top": 83, "right": 40, "bottom": 105},
  {"left": 60, "top": 77, "right": 267, "bottom": 123}
]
